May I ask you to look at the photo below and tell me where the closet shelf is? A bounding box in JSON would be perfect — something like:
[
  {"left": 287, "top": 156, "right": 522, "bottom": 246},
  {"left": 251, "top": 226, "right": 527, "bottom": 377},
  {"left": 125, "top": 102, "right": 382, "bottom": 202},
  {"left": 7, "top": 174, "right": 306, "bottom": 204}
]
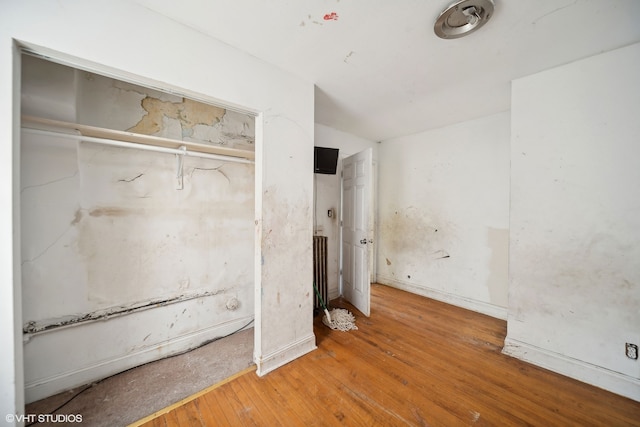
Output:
[{"left": 21, "top": 115, "right": 255, "bottom": 161}]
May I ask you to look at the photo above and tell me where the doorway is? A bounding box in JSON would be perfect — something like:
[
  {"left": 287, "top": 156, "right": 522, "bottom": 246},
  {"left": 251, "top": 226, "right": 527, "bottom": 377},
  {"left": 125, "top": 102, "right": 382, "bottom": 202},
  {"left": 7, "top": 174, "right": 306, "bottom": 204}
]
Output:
[{"left": 313, "top": 146, "right": 375, "bottom": 316}]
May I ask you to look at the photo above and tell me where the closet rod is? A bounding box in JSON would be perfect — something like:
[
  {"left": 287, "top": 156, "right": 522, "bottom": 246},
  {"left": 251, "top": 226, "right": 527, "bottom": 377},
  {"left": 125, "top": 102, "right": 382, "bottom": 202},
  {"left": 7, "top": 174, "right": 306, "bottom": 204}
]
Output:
[{"left": 21, "top": 127, "right": 255, "bottom": 165}]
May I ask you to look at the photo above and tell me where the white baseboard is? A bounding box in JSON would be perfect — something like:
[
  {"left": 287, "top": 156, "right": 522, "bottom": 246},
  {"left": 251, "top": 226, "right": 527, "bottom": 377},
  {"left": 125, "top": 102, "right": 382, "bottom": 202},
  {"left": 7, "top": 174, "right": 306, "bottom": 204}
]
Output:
[
  {"left": 24, "top": 316, "right": 254, "bottom": 403},
  {"left": 255, "top": 334, "right": 316, "bottom": 376},
  {"left": 503, "top": 337, "right": 640, "bottom": 402},
  {"left": 376, "top": 275, "right": 507, "bottom": 320}
]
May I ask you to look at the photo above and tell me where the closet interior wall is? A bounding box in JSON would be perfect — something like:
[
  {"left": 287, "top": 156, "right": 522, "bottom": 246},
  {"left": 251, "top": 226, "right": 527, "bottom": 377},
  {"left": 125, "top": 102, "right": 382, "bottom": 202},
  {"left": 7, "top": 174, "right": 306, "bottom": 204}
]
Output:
[{"left": 20, "top": 55, "right": 256, "bottom": 403}]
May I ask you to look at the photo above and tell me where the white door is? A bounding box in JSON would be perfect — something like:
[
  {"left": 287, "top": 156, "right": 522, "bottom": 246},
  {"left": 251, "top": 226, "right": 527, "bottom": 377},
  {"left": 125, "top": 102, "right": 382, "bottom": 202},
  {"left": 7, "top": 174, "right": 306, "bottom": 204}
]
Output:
[{"left": 341, "top": 148, "right": 372, "bottom": 317}]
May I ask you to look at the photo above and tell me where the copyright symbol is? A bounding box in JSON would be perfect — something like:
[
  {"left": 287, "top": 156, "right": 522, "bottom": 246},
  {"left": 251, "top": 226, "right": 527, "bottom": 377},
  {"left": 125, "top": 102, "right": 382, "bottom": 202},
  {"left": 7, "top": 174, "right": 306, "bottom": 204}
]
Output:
[{"left": 6, "top": 414, "right": 14, "bottom": 422}]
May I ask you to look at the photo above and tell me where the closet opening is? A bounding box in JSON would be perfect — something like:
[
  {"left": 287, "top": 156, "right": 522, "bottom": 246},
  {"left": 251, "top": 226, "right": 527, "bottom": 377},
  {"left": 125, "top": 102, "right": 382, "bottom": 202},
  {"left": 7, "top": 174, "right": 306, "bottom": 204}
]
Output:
[{"left": 19, "top": 53, "right": 257, "bottom": 408}]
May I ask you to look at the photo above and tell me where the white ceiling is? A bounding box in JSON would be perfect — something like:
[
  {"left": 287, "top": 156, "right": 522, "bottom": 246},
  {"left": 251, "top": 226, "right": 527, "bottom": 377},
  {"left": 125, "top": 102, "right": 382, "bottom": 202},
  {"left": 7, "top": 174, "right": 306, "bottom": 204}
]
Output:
[{"left": 134, "top": 0, "right": 640, "bottom": 141}]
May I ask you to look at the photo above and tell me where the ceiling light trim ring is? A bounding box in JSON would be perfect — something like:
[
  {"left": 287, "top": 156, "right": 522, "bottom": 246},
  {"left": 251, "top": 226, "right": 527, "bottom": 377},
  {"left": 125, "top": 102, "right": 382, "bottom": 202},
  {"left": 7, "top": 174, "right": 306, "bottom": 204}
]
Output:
[{"left": 434, "top": 0, "right": 494, "bottom": 39}]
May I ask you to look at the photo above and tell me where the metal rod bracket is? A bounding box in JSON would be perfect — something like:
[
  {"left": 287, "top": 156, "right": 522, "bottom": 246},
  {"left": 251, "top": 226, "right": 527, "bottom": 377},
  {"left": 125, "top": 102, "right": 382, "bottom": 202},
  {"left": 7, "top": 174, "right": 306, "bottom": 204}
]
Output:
[{"left": 176, "top": 145, "right": 187, "bottom": 190}]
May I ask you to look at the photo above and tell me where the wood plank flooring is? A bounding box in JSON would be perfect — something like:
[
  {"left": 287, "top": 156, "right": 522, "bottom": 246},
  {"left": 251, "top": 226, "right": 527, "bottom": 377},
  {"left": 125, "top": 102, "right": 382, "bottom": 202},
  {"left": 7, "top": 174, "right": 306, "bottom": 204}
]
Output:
[{"left": 135, "top": 284, "right": 640, "bottom": 426}]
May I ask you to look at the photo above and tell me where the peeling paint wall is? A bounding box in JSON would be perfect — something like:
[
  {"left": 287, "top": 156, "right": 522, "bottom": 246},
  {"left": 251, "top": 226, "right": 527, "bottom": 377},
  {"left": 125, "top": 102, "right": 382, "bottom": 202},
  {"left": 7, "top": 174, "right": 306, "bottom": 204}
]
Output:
[
  {"left": 20, "top": 56, "right": 255, "bottom": 402},
  {"left": 313, "top": 124, "right": 378, "bottom": 300},
  {"left": 76, "top": 72, "right": 254, "bottom": 150},
  {"left": 377, "top": 112, "right": 510, "bottom": 319},
  {"left": 505, "top": 43, "right": 640, "bottom": 400}
]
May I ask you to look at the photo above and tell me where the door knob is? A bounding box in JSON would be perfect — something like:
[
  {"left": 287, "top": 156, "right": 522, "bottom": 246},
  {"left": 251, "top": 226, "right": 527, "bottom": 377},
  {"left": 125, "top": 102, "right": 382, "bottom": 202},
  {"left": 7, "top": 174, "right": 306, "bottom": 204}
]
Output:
[{"left": 360, "top": 239, "right": 367, "bottom": 244}]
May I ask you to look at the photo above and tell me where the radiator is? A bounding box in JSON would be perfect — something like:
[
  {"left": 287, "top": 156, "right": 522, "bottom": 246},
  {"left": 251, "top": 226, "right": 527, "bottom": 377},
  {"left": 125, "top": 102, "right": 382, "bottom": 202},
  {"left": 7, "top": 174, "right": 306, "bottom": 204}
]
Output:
[{"left": 313, "top": 235, "right": 328, "bottom": 312}]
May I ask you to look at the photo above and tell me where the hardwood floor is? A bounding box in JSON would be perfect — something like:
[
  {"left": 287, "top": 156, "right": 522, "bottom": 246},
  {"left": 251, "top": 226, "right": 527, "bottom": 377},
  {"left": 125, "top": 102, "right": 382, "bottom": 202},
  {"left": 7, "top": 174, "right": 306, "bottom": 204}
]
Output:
[{"left": 134, "top": 284, "right": 640, "bottom": 426}]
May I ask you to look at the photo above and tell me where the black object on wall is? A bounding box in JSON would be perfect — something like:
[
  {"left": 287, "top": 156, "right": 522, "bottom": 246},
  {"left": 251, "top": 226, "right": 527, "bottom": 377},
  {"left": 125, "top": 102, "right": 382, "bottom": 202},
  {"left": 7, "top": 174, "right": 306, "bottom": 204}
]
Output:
[{"left": 314, "top": 147, "right": 339, "bottom": 174}]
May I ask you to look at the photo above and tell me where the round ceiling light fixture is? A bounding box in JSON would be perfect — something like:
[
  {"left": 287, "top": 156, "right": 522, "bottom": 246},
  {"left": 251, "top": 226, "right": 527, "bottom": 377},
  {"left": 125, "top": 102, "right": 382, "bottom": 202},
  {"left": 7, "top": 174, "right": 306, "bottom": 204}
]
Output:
[{"left": 434, "top": 0, "right": 494, "bottom": 39}]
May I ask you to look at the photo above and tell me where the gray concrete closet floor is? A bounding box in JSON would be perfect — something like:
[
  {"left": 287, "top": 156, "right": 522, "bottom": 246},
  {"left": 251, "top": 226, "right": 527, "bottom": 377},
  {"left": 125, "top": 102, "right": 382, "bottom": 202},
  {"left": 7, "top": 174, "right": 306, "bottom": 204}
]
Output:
[{"left": 25, "top": 328, "right": 254, "bottom": 427}]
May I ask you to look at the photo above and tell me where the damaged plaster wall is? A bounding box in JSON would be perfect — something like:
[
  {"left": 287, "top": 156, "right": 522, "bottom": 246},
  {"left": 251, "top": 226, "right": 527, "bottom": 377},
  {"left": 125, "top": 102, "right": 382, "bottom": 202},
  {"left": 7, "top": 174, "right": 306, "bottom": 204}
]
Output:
[
  {"left": 505, "top": 43, "right": 640, "bottom": 401},
  {"left": 20, "top": 56, "right": 255, "bottom": 402},
  {"left": 377, "top": 112, "right": 510, "bottom": 319},
  {"left": 313, "top": 124, "right": 378, "bottom": 300},
  {"left": 2, "top": 0, "right": 316, "bottom": 416},
  {"left": 76, "top": 71, "right": 254, "bottom": 151}
]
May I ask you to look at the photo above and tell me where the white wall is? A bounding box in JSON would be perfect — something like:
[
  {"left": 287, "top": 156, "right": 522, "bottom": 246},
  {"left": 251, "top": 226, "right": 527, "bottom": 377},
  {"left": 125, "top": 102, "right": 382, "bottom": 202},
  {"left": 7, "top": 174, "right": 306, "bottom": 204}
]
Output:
[
  {"left": 314, "top": 124, "right": 377, "bottom": 300},
  {"left": 377, "top": 112, "right": 510, "bottom": 319},
  {"left": 1, "top": 0, "right": 315, "bottom": 419},
  {"left": 20, "top": 57, "right": 256, "bottom": 402},
  {"left": 505, "top": 42, "right": 640, "bottom": 401}
]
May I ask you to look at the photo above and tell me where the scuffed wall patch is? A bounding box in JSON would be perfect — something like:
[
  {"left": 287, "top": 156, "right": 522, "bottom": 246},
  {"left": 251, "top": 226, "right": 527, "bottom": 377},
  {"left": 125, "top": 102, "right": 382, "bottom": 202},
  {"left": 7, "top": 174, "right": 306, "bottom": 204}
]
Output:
[{"left": 382, "top": 206, "right": 450, "bottom": 259}]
